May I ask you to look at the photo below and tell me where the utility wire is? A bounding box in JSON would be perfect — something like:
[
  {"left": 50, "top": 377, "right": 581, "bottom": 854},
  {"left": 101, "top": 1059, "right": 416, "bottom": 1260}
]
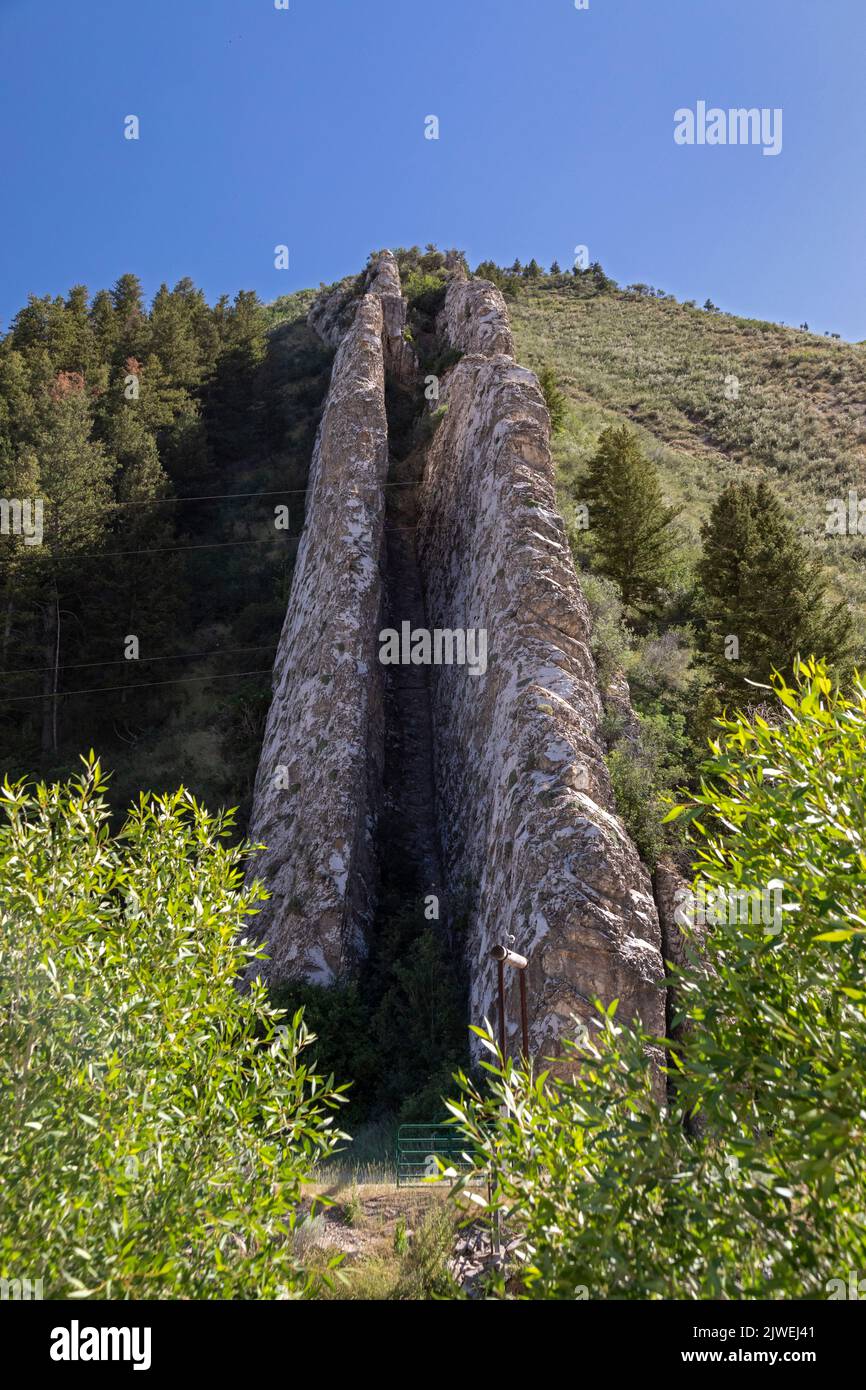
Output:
[
  {"left": 14, "top": 524, "right": 419, "bottom": 565},
  {"left": 100, "top": 480, "right": 420, "bottom": 507},
  {"left": 27, "top": 478, "right": 422, "bottom": 514},
  {"left": 49, "top": 536, "right": 297, "bottom": 563},
  {"left": 0, "top": 643, "right": 278, "bottom": 680},
  {"left": 0, "top": 668, "right": 275, "bottom": 706}
]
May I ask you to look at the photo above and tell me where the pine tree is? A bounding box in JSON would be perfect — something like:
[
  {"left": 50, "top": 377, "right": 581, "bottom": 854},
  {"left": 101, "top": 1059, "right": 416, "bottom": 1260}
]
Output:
[
  {"left": 89, "top": 289, "right": 118, "bottom": 361},
  {"left": 697, "top": 480, "right": 853, "bottom": 704},
  {"left": 550, "top": 260, "right": 562, "bottom": 276},
  {"left": 111, "top": 274, "right": 150, "bottom": 363},
  {"left": 31, "top": 375, "right": 113, "bottom": 752},
  {"left": 581, "top": 425, "right": 682, "bottom": 610},
  {"left": 537, "top": 364, "right": 566, "bottom": 434}
]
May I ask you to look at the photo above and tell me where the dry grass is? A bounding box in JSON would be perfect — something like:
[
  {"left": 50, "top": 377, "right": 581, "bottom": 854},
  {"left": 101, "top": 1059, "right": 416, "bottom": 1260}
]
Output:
[
  {"left": 298, "top": 1177, "right": 461, "bottom": 1300},
  {"left": 511, "top": 282, "right": 866, "bottom": 633}
]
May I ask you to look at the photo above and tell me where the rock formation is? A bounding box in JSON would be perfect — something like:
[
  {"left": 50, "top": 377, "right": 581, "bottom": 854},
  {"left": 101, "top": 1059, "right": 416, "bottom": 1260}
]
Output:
[
  {"left": 417, "top": 276, "right": 665, "bottom": 1058},
  {"left": 244, "top": 290, "right": 388, "bottom": 985},
  {"left": 246, "top": 253, "right": 667, "bottom": 1066}
]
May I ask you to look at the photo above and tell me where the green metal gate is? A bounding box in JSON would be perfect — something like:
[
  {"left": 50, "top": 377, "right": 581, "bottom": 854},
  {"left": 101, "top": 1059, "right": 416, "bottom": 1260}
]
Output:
[{"left": 395, "top": 1124, "right": 474, "bottom": 1187}]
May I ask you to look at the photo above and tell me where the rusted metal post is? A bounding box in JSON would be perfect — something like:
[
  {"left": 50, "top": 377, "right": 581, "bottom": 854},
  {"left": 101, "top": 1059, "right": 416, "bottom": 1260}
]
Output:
[
  {"left": 518, "top": 968, "right": 529, "bottom": 1059},
  {"left": 497, "top": 957, "right": 505, "bottom": 1057},
  {"left": 490, "top": 943, "right": 529, "bottom": 1062}
]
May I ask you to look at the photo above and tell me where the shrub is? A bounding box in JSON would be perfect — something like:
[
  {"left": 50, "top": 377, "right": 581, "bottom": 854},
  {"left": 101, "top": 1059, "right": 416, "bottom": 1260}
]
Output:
[
  {"left": 403, "top": 270, "right": 447, "bottom": 316},
  {"left": 537, "top": 363, "right": 567, "bottom": 434},
  {"left": 0, "top": 758, "right": 347, "bottom": 1299},
  {"left": 448, "top": 661, "right": 866, "bottom": 1298},
  {"left": 579, "top": 572, "right": 633, "bottom": 683},
  {"left": 272, "top": 910, "right": 467, "bottom": 1127}
]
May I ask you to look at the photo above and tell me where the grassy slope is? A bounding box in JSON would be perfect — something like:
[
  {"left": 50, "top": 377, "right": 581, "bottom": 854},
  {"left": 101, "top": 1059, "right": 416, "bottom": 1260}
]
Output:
[{"left": 510, "top": 281, "right": 866, "bottom": 634}]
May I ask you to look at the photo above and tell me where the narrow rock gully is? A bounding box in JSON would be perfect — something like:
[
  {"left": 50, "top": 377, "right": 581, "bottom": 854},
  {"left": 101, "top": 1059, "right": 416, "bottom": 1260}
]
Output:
[{"left": 374, "top": 372, "right": 445, "bottom": 930}]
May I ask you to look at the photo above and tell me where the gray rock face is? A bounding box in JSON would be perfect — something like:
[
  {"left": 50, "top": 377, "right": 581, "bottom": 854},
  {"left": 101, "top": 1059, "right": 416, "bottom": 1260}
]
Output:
[
  {"left": 437, "top": 276, "right": 515, "bottom": 358},
  {"left": 308, "top": 252, "right": 417, "bottom": 384},
  {"left": 366, "top": 250, "right": 419, "bottom": 385},
  {"left": 307, "top": 279, "right": 359, "bottom": 350},
  {"left": 416, "top": 351, "right": 666, "bottom": 1061},
  {"left": 247, "top": 249, "right": 666, "bottom": 1073},
  {"left": 244, "top": 292, "right": 389, "bottom": 985}
]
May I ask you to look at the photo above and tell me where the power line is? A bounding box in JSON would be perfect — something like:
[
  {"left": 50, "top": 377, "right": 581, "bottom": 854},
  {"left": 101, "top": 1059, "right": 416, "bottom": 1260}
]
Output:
[
  {"left": 51, "top": 535, "right": 298, "bottom": 562},
  {"left": 0, "top": 642, "right": 278, "bottom": 680},
  {"left": 30, "top": 478, "right": 422, "bottom": 514},
  {"left": 102, "top": 480, "right": 420, "bottom": 508},
  {"left": 106, "top": 487, "right": 310, "bottom": 507},
  {"left": 0, "top": 667, "right": 275, "bottom": 707}
]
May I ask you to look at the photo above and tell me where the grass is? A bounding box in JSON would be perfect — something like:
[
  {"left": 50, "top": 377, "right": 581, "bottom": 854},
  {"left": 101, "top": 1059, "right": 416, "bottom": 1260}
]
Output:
[
  {"left": 301, "top": 1177, "right": 462, "bottom": 1301},
  {"left": 511, "top": 279, "right": 866, "bottom": 639}
]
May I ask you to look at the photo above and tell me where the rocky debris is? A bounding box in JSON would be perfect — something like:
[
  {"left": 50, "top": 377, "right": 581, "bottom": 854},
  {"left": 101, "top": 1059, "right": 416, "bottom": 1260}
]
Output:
[
  {"left": 437, "top": 275, "right": 515, "bottom": 358},
  {"left": 244, "top": 291, "right": 389, "bottom": 985},
  {"left": 448, "top": 1228, "right": 523, "bottom": 1297},
  {"left": 416, "top": 345, "right": 666, "bottom": 1064}
]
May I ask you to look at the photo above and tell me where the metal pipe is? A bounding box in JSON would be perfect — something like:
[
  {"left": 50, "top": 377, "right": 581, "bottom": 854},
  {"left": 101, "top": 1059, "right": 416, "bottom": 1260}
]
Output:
[{"left": 490, "top": 944, "right": 528, "bottom": 969}]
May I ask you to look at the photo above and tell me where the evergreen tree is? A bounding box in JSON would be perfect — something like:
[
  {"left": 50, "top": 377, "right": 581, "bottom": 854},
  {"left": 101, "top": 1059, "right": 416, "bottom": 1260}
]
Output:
[
  {"left": 697, "top": 480, "right": 853, "bottom": 704},
  {"left": 89, "top": 289, "right": 118, "bottom": 361},
  {"left": 30, "top": 375, "right": 113, "bottom": 752},
  {"left": 581, "top": 425, "right": 682, "bottom": 610},
  {"left": 537, "top": 364, "right": 567, "bottom": 434},
  {"left": 590, "top": 262, "right": 615, "bottom": 292},
  {"left": 111, "top": 274, "right": 150, "bottom": 362}
]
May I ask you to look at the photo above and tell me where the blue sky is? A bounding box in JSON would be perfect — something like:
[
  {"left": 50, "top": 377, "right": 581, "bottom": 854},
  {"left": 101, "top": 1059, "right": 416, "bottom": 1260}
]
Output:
[{"left": 1, "top": 0, "right": 863, "bottom": 338}]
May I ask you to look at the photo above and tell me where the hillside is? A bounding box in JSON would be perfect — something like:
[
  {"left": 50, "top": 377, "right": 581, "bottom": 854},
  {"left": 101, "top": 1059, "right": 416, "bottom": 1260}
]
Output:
[
  {"left": 510, "top": 277, "right": 866, "bottom": 620},
  {"left": 4, "top": 251, "right": 866, "bottom": 1305},
  {"left": 0, "top": 282, "right": 331, "bottom": 825}
]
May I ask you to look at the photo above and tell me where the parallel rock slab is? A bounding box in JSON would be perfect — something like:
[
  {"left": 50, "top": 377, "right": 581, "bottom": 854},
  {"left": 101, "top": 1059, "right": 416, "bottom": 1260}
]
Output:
[
  {"left": 437, "top": 276, "right": 515, "bottom": 358},
  {"left": 307, "top": 251, "right": 417, "bottom": 383},
  {"left": 366, "top": 250, "right": 419, "bottom": 385},
  {"left": 245, "top": 293, "right": 389, "bottom": 985},
  {"left": 417, "top": 351, "right": 666, "bottom": 1061}
]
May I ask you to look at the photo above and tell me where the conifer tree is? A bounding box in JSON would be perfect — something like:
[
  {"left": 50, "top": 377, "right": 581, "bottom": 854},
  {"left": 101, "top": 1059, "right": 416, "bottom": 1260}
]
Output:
[
  {"left": 697, "top": 480, "right": 853, "bottom": 703},
  {"left": 581, "top": 425, "right": 682, "bottom": 610},
  {"left": 538, "top": 364, "right": 567, "bottom": 434},
  {"left": 31, "top": 375, "right": 113, "bottom": 751}
]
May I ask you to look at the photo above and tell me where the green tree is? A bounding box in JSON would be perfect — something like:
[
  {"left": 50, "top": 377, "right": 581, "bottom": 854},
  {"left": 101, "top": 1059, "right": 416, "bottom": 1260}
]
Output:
[
  {"left": 30, "top": 375, "right": 114, "bottom": 752},
  {"left": 581, "top": 425, "right": 682, "bottom": 610},
  {"left": 696, "top": 480, "right": 852, "bottom": 704},
  {"left": 448, "top": 661, "right": 866, "bottom": 1299},
  {"left": 537, "top": 364, "right": 567, "bottom": 434},
  {"left": 0, "top": 758, "right": 347, "bottom": 1298}
]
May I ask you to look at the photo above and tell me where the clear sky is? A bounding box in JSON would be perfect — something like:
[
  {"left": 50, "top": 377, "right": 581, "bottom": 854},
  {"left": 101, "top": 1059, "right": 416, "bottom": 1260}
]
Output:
[{"left": 1, "top": 0, "right": 863, "bottom": 338}]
